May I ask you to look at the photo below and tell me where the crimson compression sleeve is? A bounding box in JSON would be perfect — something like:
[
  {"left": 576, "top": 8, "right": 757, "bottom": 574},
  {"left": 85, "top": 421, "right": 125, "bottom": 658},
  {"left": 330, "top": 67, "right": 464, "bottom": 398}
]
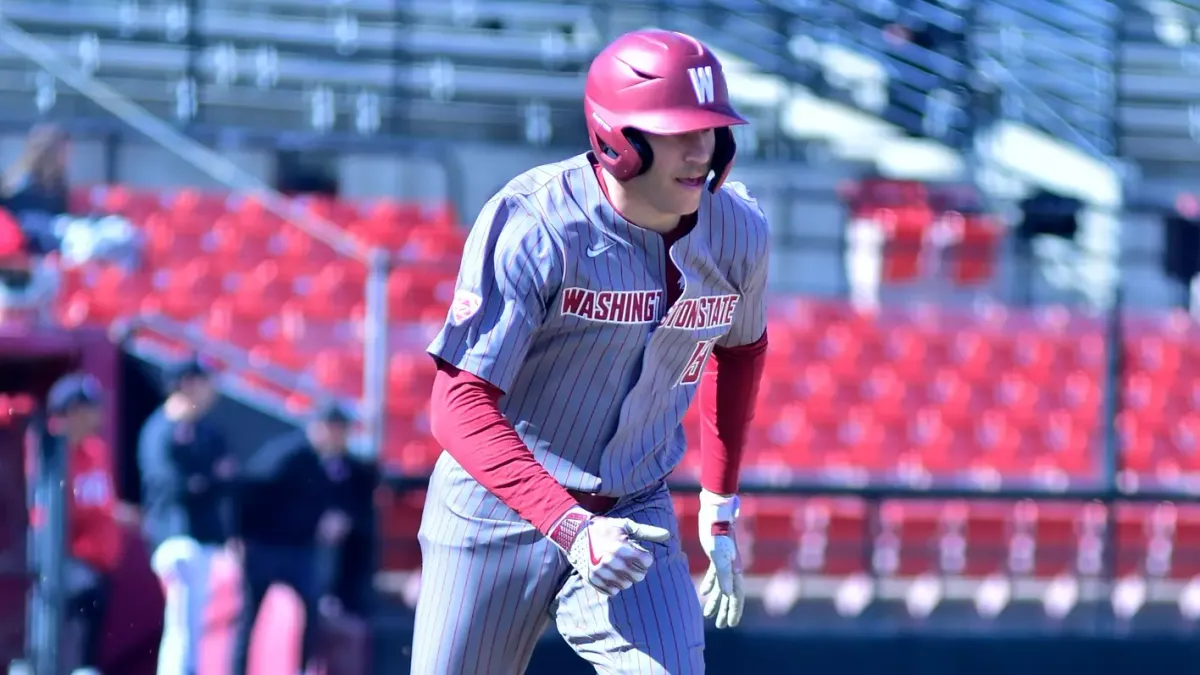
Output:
[
  {"left": 698, "top": 331, "right": 768, "bottom": 495},
  {"left": 429, "top": 359, "right": 579, "bottom": 535}
]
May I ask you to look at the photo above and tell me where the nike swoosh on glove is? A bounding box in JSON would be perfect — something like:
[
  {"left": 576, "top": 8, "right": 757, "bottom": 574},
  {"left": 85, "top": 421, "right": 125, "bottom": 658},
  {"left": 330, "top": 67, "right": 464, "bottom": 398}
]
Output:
[
  {"left": 549, "top": 506, "right": 671, "bottom": 597},
  {"left": 698, "top": 490, "right": 744, "bottom": 629}
]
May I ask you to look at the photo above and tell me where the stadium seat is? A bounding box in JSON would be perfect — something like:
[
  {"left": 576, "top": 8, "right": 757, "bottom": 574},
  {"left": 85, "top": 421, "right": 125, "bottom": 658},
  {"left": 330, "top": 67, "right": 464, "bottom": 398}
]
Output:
[
  {"left": 874, "top": 501, "right": 944, "bottom": 577},
  {"left": 208, "top": 216, "right": 275, "bottom": 274},
  {"left": 313, "top": 350, "right": 365, "bottom": 398},
  {"left": 743, "top": 497, "right": 801, "bottom": 575},
  {"left": 953, "top": 501, "right": 1010, "bottom": 577}
]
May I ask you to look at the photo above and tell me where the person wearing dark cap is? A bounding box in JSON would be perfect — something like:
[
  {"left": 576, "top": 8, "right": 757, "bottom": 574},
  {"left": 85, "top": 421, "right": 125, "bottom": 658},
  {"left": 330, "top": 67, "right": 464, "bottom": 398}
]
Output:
[
  {"left": 309, "top": 403, "right": 380, "bottom": 620},
  {"left": 136, "top": 355, "right": 231, "bottom": 675},
  {"left": 227, "top": 401, "right": 379, "bottom": 675},
  {"left": 34, "top": 372, "right": 123, "bottom": 674}
]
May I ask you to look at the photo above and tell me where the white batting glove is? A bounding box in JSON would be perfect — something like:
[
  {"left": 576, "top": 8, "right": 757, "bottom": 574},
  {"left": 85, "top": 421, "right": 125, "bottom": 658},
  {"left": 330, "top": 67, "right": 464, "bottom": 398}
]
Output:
[
  {"left": 698, "top": 490, "right": 744, "bottom": 629},
  {"left": 549, "top": 506, "right": 671, "bottom": 597}
]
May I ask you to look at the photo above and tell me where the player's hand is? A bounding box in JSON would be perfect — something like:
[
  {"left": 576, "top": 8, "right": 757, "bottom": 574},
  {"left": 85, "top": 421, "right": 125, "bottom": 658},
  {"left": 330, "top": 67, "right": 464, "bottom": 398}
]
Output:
[
  {"left": 698, "top": 490, "right": 744, "bottom": 629},
  {"left": 317, "top": 510, "right": 352, "bottom": 544},
  {"left": 549, "top": 506, "right": 671, "bottom": 597}
]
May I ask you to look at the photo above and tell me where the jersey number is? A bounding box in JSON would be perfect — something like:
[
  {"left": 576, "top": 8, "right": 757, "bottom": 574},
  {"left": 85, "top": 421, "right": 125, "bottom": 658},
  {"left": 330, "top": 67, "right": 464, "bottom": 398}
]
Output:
[{"left": 678, "top": 338, "right": 718, "bottom": 386}]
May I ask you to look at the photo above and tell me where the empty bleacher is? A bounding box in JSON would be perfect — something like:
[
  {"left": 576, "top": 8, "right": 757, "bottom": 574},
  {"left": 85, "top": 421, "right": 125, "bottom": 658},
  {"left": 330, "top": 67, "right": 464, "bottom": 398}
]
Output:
[{"left": 0, "top": 0, "right": 597, "bottom": 142}]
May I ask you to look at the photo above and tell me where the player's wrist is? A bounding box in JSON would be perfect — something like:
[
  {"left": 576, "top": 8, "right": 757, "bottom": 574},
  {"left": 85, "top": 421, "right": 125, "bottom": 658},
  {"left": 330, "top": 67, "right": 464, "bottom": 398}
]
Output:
[
  {"left": 548, "top": 506, "right": 593, "bottom": 552},
  {"left": 699, "top": 490, "right": 739, "bottom": 536}
]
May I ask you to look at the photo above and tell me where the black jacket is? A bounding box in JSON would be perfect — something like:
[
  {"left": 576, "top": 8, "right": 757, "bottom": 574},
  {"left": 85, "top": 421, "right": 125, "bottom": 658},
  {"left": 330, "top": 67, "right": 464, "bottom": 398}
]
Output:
[
  {"left": 231, "top": 431, "right": 380, "bottom": 615},
  {"left": 137, "top": 408, "right": 232, "bottom": 549}
]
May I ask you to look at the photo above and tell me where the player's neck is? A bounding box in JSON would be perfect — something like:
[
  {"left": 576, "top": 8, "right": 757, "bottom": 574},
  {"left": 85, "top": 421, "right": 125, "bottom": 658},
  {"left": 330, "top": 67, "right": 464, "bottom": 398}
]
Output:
[{"left": 599, "top": 170, "right": 679, "bottom": 234}]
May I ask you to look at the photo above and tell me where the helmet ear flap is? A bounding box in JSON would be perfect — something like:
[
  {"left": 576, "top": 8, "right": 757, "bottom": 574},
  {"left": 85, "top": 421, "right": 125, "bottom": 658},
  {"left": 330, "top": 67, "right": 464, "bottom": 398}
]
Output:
[
  {"left": 708, "top": 127, "right": 737, "bottom": 193},
  {"left": 623, "top": 129, "right": 654, "bottom": 177},
  {"left": 591, "top": 123, "right": 643, "bottom": 181}
]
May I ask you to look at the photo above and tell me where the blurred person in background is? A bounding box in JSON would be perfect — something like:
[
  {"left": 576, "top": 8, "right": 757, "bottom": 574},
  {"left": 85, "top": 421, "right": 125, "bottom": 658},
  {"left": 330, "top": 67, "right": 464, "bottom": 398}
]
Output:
[
  {"left": 2, "top": 123, "right": 71, "bottom": 253},
  {"left": 227, "top": 402, "right": 377, "bottom": 675},
  {"left": 32, "top": 372, "right": 124, "bottom": 675},
  {"left": 0, "top": 124, "right": 71, "bottom": 314},
  {"left": 1163, "top": 192, "right": 1200, "bottom": 313},
  {"left": 305, "top": 403, "right": 379, "bottom": 619},
  {"left": 137, "top": 356, "right": 232, "bottom": 675}
]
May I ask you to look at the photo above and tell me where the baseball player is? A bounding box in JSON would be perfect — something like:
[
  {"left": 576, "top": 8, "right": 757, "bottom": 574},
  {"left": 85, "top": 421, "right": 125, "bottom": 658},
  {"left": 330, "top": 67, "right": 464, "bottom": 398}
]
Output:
[
  {"left": 33, "top": 373, "right": 124, "bottom": 674},
  {"left": 138, "top": 357, "right": 233, "bottom": 675},
  {"left": 413, "top": 29, "right": 769, "bottom": 674}
]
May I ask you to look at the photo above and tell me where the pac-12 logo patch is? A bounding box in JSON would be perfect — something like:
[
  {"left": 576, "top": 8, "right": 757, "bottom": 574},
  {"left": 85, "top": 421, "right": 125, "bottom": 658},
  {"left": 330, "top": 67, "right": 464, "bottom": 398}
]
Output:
[{"left": 449, "top": 290, "right": 482, "bottom": 325}]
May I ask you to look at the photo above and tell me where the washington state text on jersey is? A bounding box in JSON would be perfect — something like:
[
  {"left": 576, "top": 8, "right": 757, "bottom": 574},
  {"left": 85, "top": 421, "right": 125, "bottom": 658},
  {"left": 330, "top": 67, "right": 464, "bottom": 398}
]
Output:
[{"left": 559, "top": 289, "right": 740, "bottom": 329}]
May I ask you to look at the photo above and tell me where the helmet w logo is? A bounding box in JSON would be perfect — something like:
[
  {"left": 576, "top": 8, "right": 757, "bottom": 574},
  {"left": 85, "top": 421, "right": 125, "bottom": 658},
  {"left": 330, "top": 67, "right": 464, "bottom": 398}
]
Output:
[{"left": 688, "top": 66, "right": 715, "bottom": 105}]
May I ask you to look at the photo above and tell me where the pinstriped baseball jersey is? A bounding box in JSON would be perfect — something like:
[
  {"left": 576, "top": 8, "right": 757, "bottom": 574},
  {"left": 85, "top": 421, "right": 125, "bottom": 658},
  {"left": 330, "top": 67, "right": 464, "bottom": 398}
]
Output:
[{"left": 427, "top": 152, "right": 769, "bottom": 498}]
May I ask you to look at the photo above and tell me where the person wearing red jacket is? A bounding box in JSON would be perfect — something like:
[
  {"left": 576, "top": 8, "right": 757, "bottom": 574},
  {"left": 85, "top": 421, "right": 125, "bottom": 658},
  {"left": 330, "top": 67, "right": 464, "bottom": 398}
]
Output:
[{"left": 43, "top": 372, "right": 124, "bottom": 673}]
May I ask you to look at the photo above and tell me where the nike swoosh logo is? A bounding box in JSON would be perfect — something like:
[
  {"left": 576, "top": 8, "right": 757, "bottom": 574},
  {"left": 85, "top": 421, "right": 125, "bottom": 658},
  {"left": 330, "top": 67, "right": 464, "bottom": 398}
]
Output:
[
  {"left": 589, "top": 535, "right": 604, "bottom": 566},
  {"left": 586, "top": 243, "right": 613, "bottom": 258}
]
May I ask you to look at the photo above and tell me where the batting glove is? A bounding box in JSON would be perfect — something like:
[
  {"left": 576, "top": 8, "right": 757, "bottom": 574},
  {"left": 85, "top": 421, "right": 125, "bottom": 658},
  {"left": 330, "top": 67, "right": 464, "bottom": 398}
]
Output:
[
  {"left": 698, "top": 490, "right": 744, "bottom": 629},
  {"left": 549, "top": 506, "right": 671, "bottom": 597}
]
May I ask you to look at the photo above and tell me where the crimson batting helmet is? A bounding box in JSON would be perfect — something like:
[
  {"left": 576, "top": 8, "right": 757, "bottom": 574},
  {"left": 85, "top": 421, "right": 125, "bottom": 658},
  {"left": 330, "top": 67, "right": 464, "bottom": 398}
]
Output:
[{"left": 584, "top": 29, "right": 747, "bottom": 193}]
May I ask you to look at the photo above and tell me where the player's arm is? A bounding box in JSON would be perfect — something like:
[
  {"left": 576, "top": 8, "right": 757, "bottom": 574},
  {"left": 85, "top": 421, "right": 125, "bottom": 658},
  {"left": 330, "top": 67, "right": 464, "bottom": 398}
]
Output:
[
  {"left": 430, "top": 364, "right": 576, "bottom": 535},
  {"left": 427, "top": 195, "right": 578, "bottom": 535},
  {"left": 701, "top": 193, "right": 770, "bottom": 497},
  {"left": 696, "top": 190, "right": 769, "bottom": 628}
]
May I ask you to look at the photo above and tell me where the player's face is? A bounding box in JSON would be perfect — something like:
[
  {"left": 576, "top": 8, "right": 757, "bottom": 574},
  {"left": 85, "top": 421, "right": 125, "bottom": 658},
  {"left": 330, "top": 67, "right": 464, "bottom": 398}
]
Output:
[
  {"left": 309, "top": 421, "right": 349, "bottom": 455},
  {"left": 635, "top": 129, "right": 715, "bottom": 218}
]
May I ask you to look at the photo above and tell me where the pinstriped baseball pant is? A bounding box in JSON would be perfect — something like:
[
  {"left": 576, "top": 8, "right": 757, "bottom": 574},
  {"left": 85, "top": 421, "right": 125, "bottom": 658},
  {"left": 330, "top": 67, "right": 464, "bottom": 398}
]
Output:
[{"left": 411, "top": 454, "right": 705, "bottom": 675}]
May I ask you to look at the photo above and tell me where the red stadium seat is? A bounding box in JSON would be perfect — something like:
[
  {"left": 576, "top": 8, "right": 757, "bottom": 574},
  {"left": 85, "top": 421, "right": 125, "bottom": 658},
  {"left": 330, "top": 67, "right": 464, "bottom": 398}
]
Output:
[
  {"left": 797, "top": 498, "right": 868, "bottom": 576},
  {"left": 904, "top": 407, "right": 960, "bottom": 474},
  {"left": 276, "top": 227, "right": 341, "bottom": 272},
  {"left": 362, "top": 198, "right": 422, "bottom": 229},
  {"left": 226, "top": 194, "right": 287, "bottom": 237},
  {"left": 208, "top": 216, "right": 275, "bottom": 274},
  {"left": 742, "top": 498, "right": 800, "bottom": 575},
  {"left": 153, "top": 261, "right": 224, "bottom": 321},
  {"left": 955, "top": 501, "right": 1011, "bottom": 577},
  {"left": 388, "top": 352, "right": 436, "bottom": 412},
  {"left": 78, "top": 265, "right": 155, "bottom": 323},
  {"left": 314, "top": 350, "right": 365, "bottom": 398},
  {"left": 142, "top": 213, "right": 207, "bottom": 267},
  {"left": 403, "top": 228, "right": 466, "bottom": 261},
  {"left": 388, "top": 267, "right": 454, "bottom": 321},
  {"left": 302, "top": 266, "right": 366, "bottom": 321},
  {"left": 874, "top": 501, "right": 944, "bottom": 577},
  {"left": 350, "top": 218, "right": 411, "bottom": 250},
  {"left": 202, "top": 298, "right": 263, "bottom": 349}
]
